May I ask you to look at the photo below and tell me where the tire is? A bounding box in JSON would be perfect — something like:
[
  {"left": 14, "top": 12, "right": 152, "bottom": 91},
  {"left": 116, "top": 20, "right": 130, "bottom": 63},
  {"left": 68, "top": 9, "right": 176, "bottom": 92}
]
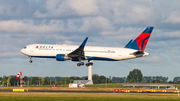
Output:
[
  {"left": 81, "top": 62, "right": 84, "bottom": 65},
  {"left": 77, "top": 63, "right": 81, "bottom": 66},
  {"left": 29, "top": 60, "right": 33, "bottom": 63}
]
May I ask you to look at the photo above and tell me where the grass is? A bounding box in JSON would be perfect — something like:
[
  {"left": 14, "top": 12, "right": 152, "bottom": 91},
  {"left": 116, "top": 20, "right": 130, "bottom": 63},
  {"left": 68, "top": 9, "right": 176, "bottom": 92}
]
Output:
[
  {"left": 86, "top": 84, "right": 124, "bottom": 88},
  {"left": 175, "top": 85, "right": 180, "bottom": 88},
  {"left": 0, "top": 92, "right": 180, "bottom": 101}
]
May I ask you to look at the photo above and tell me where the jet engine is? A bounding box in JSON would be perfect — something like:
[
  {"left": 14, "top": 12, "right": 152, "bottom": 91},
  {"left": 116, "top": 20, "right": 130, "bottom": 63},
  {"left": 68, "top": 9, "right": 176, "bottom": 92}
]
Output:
[{"left": 56, "top": 54, "right": 70, "bottom": 61}]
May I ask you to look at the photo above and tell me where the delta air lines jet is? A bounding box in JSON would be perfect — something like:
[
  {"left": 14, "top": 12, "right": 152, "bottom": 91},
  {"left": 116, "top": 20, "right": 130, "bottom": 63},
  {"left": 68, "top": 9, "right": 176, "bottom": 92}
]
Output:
[{"left": 21, "top": 27, "right": 154, "bottom": 66}]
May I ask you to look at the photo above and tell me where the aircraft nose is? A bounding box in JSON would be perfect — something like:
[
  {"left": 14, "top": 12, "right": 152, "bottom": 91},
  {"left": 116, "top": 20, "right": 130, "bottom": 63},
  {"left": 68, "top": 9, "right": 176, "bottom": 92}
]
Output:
[{"left": 21, "top": 49, "right": 26, "bottom": 54}]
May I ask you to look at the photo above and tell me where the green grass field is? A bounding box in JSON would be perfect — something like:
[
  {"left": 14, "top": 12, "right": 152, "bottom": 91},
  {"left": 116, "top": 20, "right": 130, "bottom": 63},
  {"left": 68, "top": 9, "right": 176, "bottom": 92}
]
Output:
[
  {"left": 0, "top": 92, "right": 180, "bottom": 101},
  {"left": 175, "top": 85, "right": 180, "bottom": 88},
  {"left": 85, "top": 84, "right": 124, "bottom": 88}
]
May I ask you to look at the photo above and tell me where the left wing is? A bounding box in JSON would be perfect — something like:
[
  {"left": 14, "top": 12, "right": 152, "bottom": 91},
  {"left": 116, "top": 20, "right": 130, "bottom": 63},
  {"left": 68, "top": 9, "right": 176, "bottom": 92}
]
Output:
[{"left": 68, "top": 37, "right": 88, "bottom": 61}]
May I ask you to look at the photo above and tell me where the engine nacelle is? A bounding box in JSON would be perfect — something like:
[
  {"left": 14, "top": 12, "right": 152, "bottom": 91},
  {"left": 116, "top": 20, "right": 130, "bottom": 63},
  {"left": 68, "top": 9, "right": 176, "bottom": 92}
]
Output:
[{"left": 56, "top": 54, "right": 69, "bottom": 61}]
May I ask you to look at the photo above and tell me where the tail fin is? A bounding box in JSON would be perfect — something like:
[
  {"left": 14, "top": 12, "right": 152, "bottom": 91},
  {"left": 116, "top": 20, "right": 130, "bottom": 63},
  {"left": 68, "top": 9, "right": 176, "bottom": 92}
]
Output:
[{"left": 125, "top": 26, "right": 154, "bottom": 51}]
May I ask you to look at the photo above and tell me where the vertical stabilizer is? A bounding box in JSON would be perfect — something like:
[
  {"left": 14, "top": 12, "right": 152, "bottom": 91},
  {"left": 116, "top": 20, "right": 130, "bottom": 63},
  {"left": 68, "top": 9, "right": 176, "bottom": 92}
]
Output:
[{"left": 125, "top": 27, "right": 154, "bottom": 51}]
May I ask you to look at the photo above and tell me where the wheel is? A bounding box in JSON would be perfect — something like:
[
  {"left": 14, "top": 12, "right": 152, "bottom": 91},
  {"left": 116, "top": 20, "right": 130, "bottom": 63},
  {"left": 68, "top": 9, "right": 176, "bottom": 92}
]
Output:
[
  {"left": 89, "top": 62, "right": 93, "bottom": 66},
  {"left": 77, "top": 63, "right": 81, "bottom": 66},
  {"left": 86, "top": 62, "right": 93, "bottom": 67},
  {"left": 81, "top": 62, "right": 84, "bottom": 65},
  {"left": 29, "top": 60, "right": 33, "bottom": 63},
  {"left": 86, "top": 63, "right": 89, "bottom": 67}
]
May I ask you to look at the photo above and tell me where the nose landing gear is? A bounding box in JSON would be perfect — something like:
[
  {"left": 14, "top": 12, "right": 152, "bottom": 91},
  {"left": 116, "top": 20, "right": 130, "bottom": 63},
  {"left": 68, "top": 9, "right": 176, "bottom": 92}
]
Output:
[{"left": 29, "top": 57, "right": 33, "bottom": 63}]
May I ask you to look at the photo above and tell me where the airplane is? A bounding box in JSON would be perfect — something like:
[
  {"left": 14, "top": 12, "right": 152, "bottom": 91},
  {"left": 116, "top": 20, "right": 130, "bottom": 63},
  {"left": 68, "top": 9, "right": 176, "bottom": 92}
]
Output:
[{"left": 21, "top": 26, "right": 154, "bottom": 66}]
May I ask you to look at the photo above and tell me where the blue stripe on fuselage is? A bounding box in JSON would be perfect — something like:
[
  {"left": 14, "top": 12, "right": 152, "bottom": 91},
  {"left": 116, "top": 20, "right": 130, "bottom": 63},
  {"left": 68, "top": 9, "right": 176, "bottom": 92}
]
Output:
[
  {"left": 86, "top": 56, "right": 117, "bottom": 61},
  {"left": 32, "top": 56, "right": 117, "bottom": 61},
  {"left": 32, "top": 56, "right": 56, "bottom": 58}
]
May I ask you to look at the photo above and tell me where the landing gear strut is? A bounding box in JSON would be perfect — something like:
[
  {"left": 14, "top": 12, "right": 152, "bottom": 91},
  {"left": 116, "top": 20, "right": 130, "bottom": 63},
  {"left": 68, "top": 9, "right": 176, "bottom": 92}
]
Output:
[
  {"left": 86, "top": 61, "right": 93, "bottom": 67},
  {"left": 29, "top": 57, "right": 33, "bottom": 63}
]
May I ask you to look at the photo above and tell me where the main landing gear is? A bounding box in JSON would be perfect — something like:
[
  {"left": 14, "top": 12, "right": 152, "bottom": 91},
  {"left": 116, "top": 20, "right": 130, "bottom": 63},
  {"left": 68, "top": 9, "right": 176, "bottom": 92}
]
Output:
[
  {"left": 77, "top": 62, "right": 84, "bottom": 66},
  {"left": 86, "top": 62, "right": 93, "bottom": 66},
  {"left": 29, "top": 57, "right": 33, "bottom": 63},
  {"left": 77, "top": 60, "right": 93, "bottom": 67}
]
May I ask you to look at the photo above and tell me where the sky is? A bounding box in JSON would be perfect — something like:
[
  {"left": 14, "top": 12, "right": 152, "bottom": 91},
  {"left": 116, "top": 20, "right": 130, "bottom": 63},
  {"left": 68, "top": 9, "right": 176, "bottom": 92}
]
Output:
[{"left": 0, "top": 0, "right": 180, "bottom": 81}]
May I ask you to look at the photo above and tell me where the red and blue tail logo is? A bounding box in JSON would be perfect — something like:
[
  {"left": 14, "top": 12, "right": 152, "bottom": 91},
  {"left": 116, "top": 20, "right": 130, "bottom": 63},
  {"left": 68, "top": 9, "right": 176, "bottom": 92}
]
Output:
[{"left": 125, "top": 27, "right": 154, "bottom": 51}]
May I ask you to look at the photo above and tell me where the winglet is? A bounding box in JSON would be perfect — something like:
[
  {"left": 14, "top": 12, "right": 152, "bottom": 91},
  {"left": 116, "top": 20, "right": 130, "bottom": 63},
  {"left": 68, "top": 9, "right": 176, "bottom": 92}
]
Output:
[{"left": 80, "top": 37, "right": 88, "bottom": 47}]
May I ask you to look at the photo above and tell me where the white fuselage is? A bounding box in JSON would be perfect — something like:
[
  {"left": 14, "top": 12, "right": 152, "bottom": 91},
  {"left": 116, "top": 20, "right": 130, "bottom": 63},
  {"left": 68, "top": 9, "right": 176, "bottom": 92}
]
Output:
[{"left": 21, "top": 44, "right": 149, "bottom": 61}]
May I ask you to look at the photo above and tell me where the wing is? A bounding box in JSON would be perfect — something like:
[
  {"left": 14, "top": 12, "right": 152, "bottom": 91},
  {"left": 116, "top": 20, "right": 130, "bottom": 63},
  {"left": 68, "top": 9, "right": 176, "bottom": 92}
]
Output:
[{"left": 68, "top": 37, "right": 88, "bottom": 61}]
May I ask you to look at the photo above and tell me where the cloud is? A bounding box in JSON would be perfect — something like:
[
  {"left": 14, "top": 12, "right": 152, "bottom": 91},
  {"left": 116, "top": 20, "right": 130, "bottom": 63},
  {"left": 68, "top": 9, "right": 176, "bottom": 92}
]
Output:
[
  {"left": 0, "top": 2, "right": 24, "bottom": 17},
  {"left": 78, "top": 16, "right": 114, "bottom": 33},
  {"left": 0, "top": 58, "right": 15, "bottom": 64},
  {"left": 111, "top": 1, "right": 154, "bottom": 25},
  {"left": 0, "top": 5, "right": 17, "bottom": 15},
  {"left": 163, "top": 31, "right": 180, "bottom": 38},
  {"left": 152, "top": 29, "right": 180, "bottom": 41},
  {"left": 164, "top": 12, "right": 180, "bottom": 24},
  {"left": 0, "top": 52, "right": 21, "bottom": 58},
  {"left": 0, "top": 20, "right": 64, "bottom": 33},
  {"left": 142, "top": 56, "right": 161, "bottom": 63},
  {"left": 69, "top": 0, "right": 99, "bottom": 16},
  {"left": 34, "top": 0, "right": 99, "bottom": 18},
  {"left": 0, "top": 5, "right": 10, "bottom": 14}
]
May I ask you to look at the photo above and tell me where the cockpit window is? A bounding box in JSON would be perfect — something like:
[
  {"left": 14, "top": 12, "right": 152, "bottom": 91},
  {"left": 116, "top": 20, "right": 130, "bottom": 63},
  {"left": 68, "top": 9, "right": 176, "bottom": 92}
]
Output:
[{"left": 24, "top": 47, "right": 27, "bottom": 49}]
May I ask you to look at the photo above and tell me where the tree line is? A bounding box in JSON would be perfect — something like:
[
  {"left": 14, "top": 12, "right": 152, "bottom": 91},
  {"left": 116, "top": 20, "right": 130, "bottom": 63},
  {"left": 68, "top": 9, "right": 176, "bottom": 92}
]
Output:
[
  {"left": 0, "top": 69, "right": 180, "bottom": 86},
  {"left": 0, "top": 75, "right": 89, "bottom": 86}
]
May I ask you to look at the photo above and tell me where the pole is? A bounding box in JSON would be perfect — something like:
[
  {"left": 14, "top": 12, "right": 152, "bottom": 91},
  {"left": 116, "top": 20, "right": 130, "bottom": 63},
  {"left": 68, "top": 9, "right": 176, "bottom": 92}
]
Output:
[
  {"left": 28, "top": 69, "right": 29, "bottom": 87},
  {"left": 88, "top": 60, "right": 93, "bottom": 84},
  {"left": 106, "top": 69, "right": 107, "bottom": 88},
  {"left": 55, "top": 77, "right": 56, "bottom": 84},
  {"left": 88, "top": 60, "right": 93, "bottom": 81},
  {"left": 65, "top": 77, "right": 66, "bottom": 85},
  {"left": 20, "top": 73, "right": 22, "bottom": 87},
  {"left": 50, "top": 78, "right": 51, "bottom": 85},
  {"left": 39, "top": 77, "right": 40, "bottom": 86}
]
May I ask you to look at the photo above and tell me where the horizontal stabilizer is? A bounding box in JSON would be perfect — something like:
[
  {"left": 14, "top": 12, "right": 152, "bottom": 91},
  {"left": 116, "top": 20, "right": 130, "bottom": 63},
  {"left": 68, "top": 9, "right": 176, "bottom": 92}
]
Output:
[{"left": 130, "top": 50, "right": 144, "bottom": 57}]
